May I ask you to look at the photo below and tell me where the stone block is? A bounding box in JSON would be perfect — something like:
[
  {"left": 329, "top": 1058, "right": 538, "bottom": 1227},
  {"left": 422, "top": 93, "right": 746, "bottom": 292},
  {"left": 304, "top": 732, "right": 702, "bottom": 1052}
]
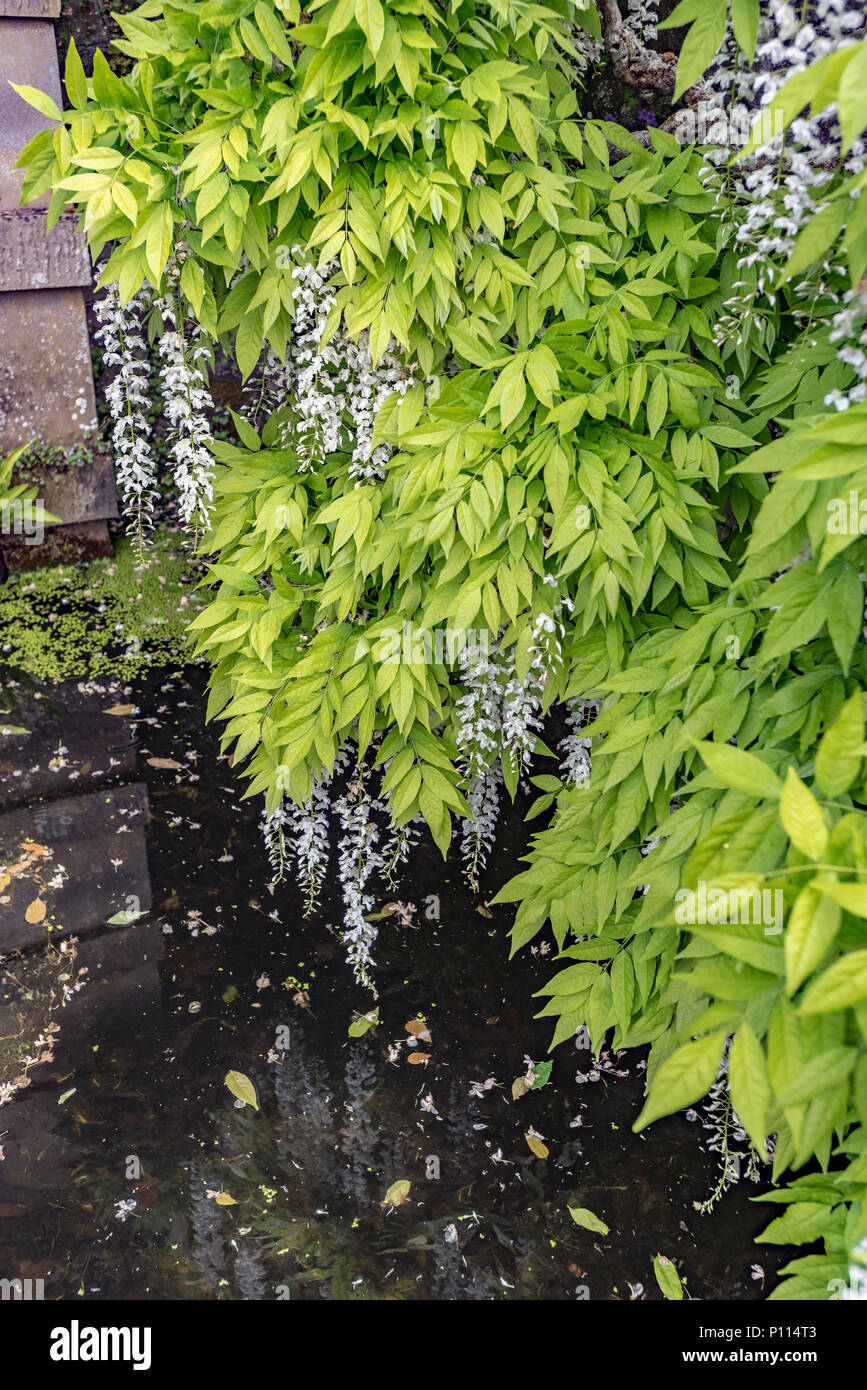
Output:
[
  {"left": 0, "top": 286, "right": 98, "bottom": 451},
  {"left": 0, "top": 210, "right": 91, "bottom": 291},
  {"left": 0, "top": 680, "right": 138, "bottom": 813},
  {"left": 0, "top": 19, "right": 63, "bottom": 213},
  {"left": 0, "top": 15, "right": 119, "bottom": 561},
  {"left": 1, "top": 517, "right": 114, "bottom": 575},
  {"left": 0, "top": 1, "right": 61, "bottom": 16},
  {"left": 0, "top": 782, "right": 152, "bottom": 953}
]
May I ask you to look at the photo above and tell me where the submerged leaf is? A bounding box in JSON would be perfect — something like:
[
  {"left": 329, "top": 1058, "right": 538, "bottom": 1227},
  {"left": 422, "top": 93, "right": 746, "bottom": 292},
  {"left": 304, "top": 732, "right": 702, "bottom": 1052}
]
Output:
[
  {"left": 224, "top": 1070, "right": 258, "bottom": 1109},
  {"left": 653, "top": 1254, "right": 683, "bottom": 1300},
  {"left": 383, "top": 1179, "right": 411, "bottom": 1207},
  {"left": 568, "top": 1206, "right": 610, "bottom": 1235},
  {"left": 106, "top": 908, "right": 146, "bottom": 926}
]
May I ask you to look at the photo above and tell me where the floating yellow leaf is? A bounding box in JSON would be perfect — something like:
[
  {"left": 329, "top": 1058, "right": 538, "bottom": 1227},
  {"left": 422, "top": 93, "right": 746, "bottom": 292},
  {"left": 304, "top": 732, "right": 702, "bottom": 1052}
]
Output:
[
  {"left": 383, "top": 1179, "right": 411, "bottom": 1208},
  {"left": 568, "top": 1206, "right": 609, "bottom": 1235},
  {"left": 525, "top": 1132, "right": 549, "bottom": 1159},
  {"left": 25, "top": 898, "right": 46, "bottom": 924},
  {"left": 103, "top": 704, "right": 137, "bottom": 716},
  {"left": 407, "top": 1052, "right": 430, "bottom": 1065},
  {"left": 146, "top": 757, "right": 184, "bottom": 770},
  {"left": 512, "top": 1077, "right": 529, "bottom": 1100},
  {"left": 215, "top": 1192, "right": 237, "bottom": 1206},
  {"left": 224, "top": 1070, "right": 258, "bottom": 1109},
  {"left": 0, "top": 874, "right": 10, "bottom": 894}
]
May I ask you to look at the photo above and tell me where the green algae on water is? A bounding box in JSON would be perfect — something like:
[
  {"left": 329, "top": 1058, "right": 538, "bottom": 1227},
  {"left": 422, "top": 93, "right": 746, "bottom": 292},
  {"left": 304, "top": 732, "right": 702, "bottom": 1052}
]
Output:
[{"left": 0, "top": 529, "right": 206, "bottom": 682}]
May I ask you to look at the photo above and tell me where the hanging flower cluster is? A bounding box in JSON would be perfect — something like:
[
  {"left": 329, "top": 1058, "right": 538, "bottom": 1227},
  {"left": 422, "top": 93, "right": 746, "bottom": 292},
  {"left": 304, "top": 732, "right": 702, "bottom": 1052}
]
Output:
[
  {"left": 455, "top": 639, "right": 507, "bottom": 785},
  {"left": 558, "top": 700, "right": 597, "bottom": 786},
  {"left": 692, "top": 1043, "right": 768, "bottom": 1213},
  {"left": 826, "top": 287, "right": 867, "bottom": 409},
  {"left": 502, "top": 581, "right": 572, "bottom": 777},
  {"left": 263, "top": 253, "right": 418, "bottom": 481},
  {"left": 282, "top": 255, "right": 345, "bottom": 468},
  {"left": 461, "top": 762, "right": 504, "bottom": 892},
  {"left": 700, "top": 1, "right": 867, "bottom": 378},
  {"left": 455, "top": 639, "right": 507, "bottom": 888},
  {"left": 92, "top": 281, "right": 158, "bottom": 555},
  {"left": 452, "top": 585, "right": 573, "bottom": 890},
  {"left": 94, "top": 258, "right": 217, "bottom": 541},
  {"left": 334, "top": 763, "right": 386, "bottom": 990},
  {"left": 154, "top": 288, "right": 216, "bottom": 534},
  {"left": 625, "top": 0, "right": 658, "bottom": 44},
  {"left": 264, "top": 744, "right": 354, "bottom": 906},
  {"left": 262, "top": 799, "right": 291, "bottom": 884},
  {"left": 381, "top": 814, "right": 423, "bottom": 887},
  {"left": 286, "top": 778, "right": 335, "bottom": 913}
]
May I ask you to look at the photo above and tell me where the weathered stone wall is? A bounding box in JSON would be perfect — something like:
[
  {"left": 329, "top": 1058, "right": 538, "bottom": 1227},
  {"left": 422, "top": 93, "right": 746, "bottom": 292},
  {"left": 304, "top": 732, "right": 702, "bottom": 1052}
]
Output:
[{"left": 0, "top": 1, "right": 117, "bottom": 569}]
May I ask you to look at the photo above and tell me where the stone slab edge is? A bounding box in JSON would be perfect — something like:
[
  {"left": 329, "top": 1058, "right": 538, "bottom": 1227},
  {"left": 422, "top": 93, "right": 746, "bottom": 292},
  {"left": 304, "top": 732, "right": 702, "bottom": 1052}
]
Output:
[
  {"left": 0, "top": 1, "right": 62, "bottom": 17},
  {"left": 0, "top": 211, "right": 92, "bottom": 291}
]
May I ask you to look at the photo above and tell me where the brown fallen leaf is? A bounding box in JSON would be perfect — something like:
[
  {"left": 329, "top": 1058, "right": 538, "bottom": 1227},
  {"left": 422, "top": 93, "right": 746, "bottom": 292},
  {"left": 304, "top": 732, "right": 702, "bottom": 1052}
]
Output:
[
  {"left": 407, "top": 1052, "right": 431, "bottom": 1066},
  {"left": 103, "top": 704, "right": 137, "bottom": 716},
  {"left": 0, "top": 874, "right": 10, "bottom": 894},
  {"left": 512, "top": 1077, "right": 529, "bottom": 1100},
  {"left": 146, "top": 757, "right": 183, "bottom": 770},
  {"left": 405, "top": 1019, "right": 432, "bottom": 1043},
  {"left": 476, "top": 903, "right": 493, "bottom": 918},
  {"left": 21, "top": 841, "right": 46, "bottom": 856},
  {"left": 25, "top": 898, "right": 46, "bottom": 924}
]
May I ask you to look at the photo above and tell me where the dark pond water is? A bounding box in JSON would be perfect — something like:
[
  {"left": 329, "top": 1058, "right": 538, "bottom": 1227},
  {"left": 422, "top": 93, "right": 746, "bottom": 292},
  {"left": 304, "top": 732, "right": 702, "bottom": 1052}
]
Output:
[{"left": 0, "top": 667, "right": 790, "bottom": 1300}]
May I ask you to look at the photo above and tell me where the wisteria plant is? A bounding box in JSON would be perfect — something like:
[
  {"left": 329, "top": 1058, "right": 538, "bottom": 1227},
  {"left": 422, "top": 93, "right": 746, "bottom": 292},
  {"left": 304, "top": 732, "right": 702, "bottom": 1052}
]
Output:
[{"left": 14, "top": 0, "right": 867, "bottom": 1296}]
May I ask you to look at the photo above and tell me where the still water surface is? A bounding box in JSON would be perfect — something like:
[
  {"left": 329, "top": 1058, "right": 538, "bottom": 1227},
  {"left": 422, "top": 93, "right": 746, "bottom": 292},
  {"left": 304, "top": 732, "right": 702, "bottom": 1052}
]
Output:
[{"left": 0, "top": 669, "right": 786, "bottom": 1299}]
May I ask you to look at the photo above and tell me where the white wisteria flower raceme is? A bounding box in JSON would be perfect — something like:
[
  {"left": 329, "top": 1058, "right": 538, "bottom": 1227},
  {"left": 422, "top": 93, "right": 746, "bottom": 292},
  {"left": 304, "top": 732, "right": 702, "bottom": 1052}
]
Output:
[
  {"left": 698, "top": 1, "right": 867, "bottom": 391},
  {"left": 461, "top": 761, "right": 504, "bottom": 892},
  {"left": 456, "top": 637, "right": 507, "bottom": 887},
  {"left": 92, "top": 281, "right": 158, "bottom": 554},
  {"left": 559, "top": 700, "right": 597, "bottom": 787},
  {"left": 502, "top": 580, "right": 573, "bottom": 777},
  {"left": 334, "top": 766, "right": 386, "bottom": 990},
  {"left": 155, "top": 294, "right": 217, "bottom": 534},
  {"left": 277, "top": 253, "right": 418, "bottom": 481}
]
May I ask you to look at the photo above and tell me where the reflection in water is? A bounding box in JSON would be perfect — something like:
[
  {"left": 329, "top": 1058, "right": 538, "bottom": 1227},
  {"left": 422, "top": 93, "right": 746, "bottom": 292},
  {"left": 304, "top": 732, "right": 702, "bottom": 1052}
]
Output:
[{"left": 0, "top": 670, "right": 788, "bottom": 1300}]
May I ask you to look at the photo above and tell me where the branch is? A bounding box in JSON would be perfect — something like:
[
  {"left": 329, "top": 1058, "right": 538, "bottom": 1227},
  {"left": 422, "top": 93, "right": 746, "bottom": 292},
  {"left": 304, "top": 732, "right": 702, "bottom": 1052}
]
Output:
[{"left": 596, "top": 0, "right": 709, "bottom": 107}]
